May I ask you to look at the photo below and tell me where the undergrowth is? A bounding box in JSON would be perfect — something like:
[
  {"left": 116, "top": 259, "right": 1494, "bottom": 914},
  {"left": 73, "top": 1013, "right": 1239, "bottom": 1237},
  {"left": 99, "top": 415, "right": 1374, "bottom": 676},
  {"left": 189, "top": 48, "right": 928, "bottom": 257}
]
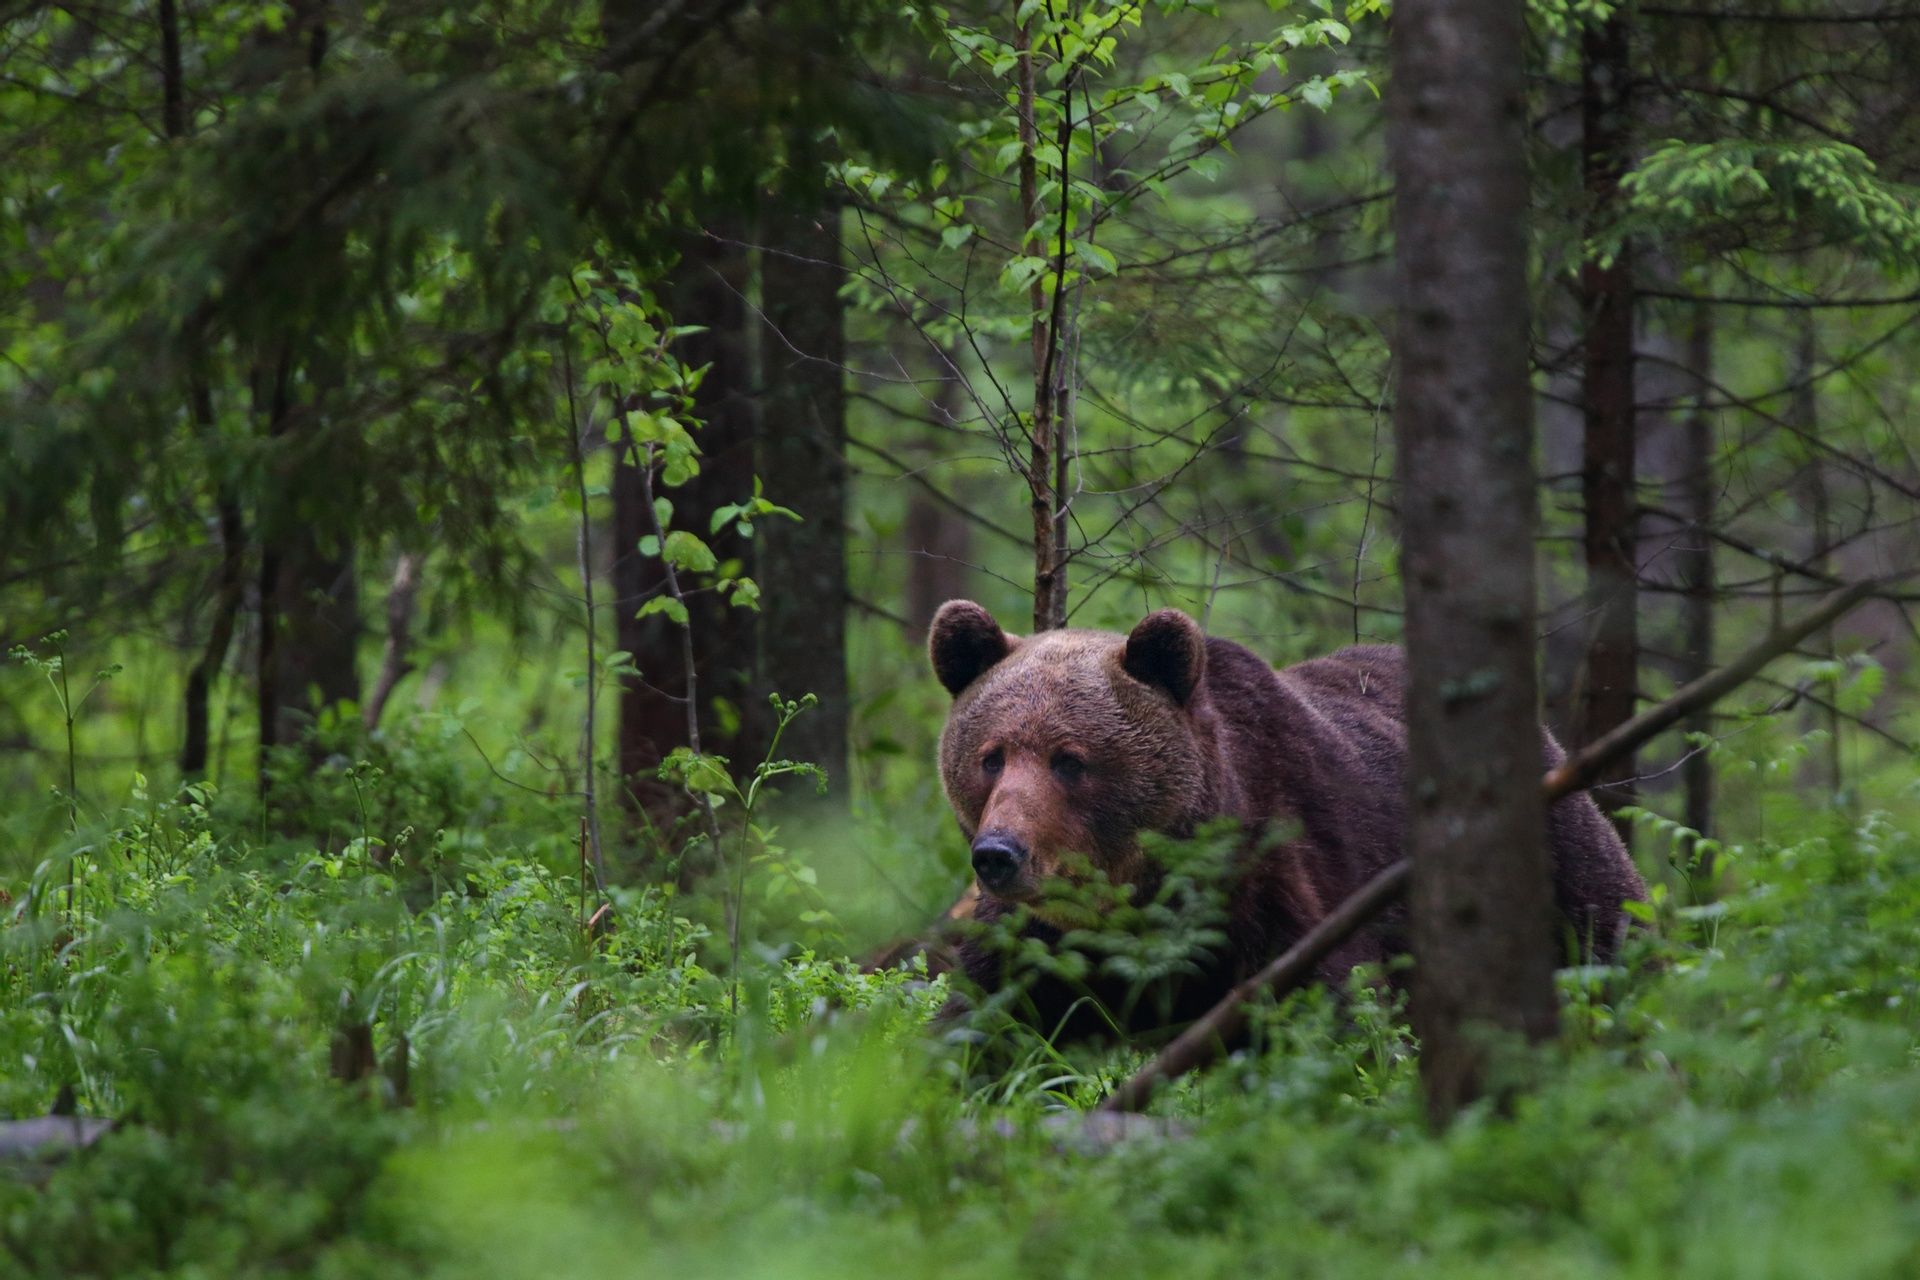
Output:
[{"left": 3, "top": 736, "right": 1920, "bottom": 1277}]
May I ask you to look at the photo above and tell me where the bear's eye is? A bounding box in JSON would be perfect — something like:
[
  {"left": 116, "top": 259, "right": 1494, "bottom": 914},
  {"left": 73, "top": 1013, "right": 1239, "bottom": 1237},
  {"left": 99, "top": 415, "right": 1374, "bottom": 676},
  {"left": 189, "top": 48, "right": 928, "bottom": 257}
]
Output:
[
  {"left": 1051, "top": 752, "right": 1086, "bottom": 784},
  {"left": 982, "top": 748, "right": 1005, "bottom": 777}
]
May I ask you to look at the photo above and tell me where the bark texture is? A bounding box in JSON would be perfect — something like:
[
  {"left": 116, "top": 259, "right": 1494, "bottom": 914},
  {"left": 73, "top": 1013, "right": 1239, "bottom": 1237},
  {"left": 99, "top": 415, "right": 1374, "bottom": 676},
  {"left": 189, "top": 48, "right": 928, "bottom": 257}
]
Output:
[
  {"left": 1577, "top": 8, "right": 1640, "bottom": 840},
  {"left": 1679, "top": 305, "right": 1716, "bottom": 862},
  {"left": 252, "top": 354, "right": 361, "bottom": 778},
  {"left": 1389, "top": 0, "right": 1561, "bottom": 1125},
  {"left": 259, "top": 528, "right": 361, "bottom": 752},
  {"left": 1790, "top": 316, "right": 1844, "bottom": 798},
  {"left": 758, "top": 203, "right": 849, "bottom": 795}
]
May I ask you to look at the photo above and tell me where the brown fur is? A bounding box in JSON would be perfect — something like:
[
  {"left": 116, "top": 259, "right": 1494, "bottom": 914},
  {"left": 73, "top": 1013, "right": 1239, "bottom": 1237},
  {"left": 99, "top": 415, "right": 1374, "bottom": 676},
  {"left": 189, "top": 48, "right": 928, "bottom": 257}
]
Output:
[{"left": 928, "top": 601, "right": 1648, "bottom": 1039}]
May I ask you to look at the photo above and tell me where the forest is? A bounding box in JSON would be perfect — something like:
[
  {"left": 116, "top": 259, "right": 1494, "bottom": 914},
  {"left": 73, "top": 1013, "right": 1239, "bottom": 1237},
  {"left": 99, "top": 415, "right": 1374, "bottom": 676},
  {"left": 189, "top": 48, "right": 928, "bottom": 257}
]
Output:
[{"left": 3, "top": 0, "right": 1919, "bottom": 1274}]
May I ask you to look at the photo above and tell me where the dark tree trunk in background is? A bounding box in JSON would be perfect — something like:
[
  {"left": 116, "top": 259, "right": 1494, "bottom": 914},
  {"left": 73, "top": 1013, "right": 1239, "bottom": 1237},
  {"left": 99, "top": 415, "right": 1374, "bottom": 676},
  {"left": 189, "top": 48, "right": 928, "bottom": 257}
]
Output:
[
  {"left": 615, "top": 230, "right": 759, "bottom": 832},
  {"left": 251, "top": 350, "right": 361, "bottom": 782},
  {"left": 181, "top": 490, "right": 245, "bottom": 777},
  {"left": 1390, "top": 0, "right": 1559, "bottom": 1127},
  {"left": 904, "top": 498, "right": 972, "bottom": 641},
  {"left": 1791, "top": 315, "right": 1844, "bottom": 799},
  {"left": 250, "top": 9, "right": 360, "bottom": 793},
  {"left": 1577, "top": 9, "right": 1639, "bottom": 843},
  {"left": 1679, "top": 305, "right": 1716, "bottom": 872},
  {"left": 252, "top": 355, "right": 289, "bottom": 784},
  {"left": 259, "top": 528, "right": 361, "bottom": 752},
  {"left": 905, "top": 361, "right": 975, "bottom": 640},
  {"left": 757, "top": 202, "right": 849, "bottom": 797},
  {"left": 163, "top": 0, "right": 249, "bottom": 781}
]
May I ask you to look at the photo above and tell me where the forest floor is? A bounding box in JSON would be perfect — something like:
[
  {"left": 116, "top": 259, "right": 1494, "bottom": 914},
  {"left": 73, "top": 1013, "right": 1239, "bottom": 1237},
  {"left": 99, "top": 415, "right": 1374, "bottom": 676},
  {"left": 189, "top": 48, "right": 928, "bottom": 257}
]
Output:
[{"left": 3, "top": 725, "right": 1919, "bottom": 1279}]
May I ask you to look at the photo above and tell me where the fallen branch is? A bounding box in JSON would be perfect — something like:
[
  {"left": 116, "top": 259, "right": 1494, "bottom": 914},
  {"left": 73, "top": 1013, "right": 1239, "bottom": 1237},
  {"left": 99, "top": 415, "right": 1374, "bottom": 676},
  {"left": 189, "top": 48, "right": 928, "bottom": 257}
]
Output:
[
  {"left": 1100, "top": 577, "right": 1888, "bottom": 1113},
  {"left": 1543, "top": 578, "right": 1878, "bottom": 801}
]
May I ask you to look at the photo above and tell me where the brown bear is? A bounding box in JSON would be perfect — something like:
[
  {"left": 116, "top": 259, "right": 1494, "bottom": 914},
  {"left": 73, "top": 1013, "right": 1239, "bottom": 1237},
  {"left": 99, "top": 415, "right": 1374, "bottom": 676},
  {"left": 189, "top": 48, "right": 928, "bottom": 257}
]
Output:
[{"left": 928, "top": 600, "right": 1647, "bottom": 1039}]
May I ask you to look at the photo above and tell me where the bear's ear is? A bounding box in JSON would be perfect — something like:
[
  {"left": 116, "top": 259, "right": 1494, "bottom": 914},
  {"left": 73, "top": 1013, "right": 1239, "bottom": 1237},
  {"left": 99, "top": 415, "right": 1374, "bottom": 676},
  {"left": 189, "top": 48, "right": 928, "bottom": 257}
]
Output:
[
  {"left": 929, "top": 600, "right": 1013, "bottom": 696},
  {"left": 1123, "top": 609, "right": 1206, "bottom": 705}
]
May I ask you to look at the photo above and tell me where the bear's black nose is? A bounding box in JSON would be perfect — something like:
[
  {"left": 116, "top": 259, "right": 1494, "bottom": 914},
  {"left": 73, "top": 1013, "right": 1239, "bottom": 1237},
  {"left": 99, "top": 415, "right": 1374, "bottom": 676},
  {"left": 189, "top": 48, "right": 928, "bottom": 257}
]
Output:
[{"left": 970, "top": 833, "right": 1026, "bottom": 892}]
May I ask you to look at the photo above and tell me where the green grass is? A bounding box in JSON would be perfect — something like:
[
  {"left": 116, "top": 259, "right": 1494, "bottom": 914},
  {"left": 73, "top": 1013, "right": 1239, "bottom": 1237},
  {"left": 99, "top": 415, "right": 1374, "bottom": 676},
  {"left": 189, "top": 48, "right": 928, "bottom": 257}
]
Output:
[{"left": 3, "top": 720, "right": 1919, "bottom": 1277}]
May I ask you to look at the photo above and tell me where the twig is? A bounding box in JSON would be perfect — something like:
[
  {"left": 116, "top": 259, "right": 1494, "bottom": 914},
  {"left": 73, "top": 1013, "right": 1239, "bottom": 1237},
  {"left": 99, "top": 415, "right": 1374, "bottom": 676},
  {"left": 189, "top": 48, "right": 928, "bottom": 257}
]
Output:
[
  {"left": 626, "top": 438, "right": 733, "bottom": 1013},
  {"left": 564, "top": 340, "right": 606, "bottom": 885}
]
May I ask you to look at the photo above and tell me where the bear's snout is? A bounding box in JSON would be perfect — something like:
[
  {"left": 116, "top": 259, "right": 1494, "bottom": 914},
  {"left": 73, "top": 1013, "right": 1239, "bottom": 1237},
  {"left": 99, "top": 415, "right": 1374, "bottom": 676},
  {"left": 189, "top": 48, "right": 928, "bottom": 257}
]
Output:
[{"left": 970, "top": 832, "right": 1028, "bottom": 893}]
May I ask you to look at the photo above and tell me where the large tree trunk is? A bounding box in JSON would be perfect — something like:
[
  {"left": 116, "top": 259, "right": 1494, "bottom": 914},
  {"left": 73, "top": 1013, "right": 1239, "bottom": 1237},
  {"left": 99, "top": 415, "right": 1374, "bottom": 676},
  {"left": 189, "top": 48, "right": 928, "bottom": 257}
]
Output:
[
  {"left": 256, "top": 534, "right": 360, "bottom": 778},
  {"left": 1576, "top": 8, "right": 1639, "bottom": 842},
  {"left": 756, "top": 202, "right": 849, "bottom": 798},
  {"left": 614, "top": 230, "right": 759, "bottom": 835},
  {"left": 261, "top": 532, "right": 360, "bottom": 749},
  {"left": 250, "top": 7, "right": 361, "bottom": 793},
  {"left": 251, "top": 346, "right": 361, "bottom": 784},
  {"left": 1678, "top": 305, "right": 1716, "bottom": 872},
  {"left": 1390, "top": 0, "right": 1559, "bottom": 1127}
]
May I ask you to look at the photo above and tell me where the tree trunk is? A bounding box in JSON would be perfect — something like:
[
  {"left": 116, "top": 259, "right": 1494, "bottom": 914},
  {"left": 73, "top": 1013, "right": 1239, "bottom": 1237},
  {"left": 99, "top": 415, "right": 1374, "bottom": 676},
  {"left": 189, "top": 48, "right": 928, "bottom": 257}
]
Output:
[
  {"left": 260, "top": 530, "right": 361, "bottom": 751},
  {"left": 252, "top": 350, "right": 361, "bottom": 783},
  {"left": 1678, "top": 304, "right": 1716, "bottom": 873},
  {"left": 162, "top": 0, "right": 248, "bottom": 782},
  {"left": 614, "top": 229, "right": 758, "bottom": 835},
  {"left": 1389, "top": 0, "right": 1559, "bottom": 1127},
  {"left": 363, "top": 551, "right": 424, "bottom": 730},
  {"left": 756, "top": 201, "right": 849, "bottom": 798},
  {"left": 180, "top": 489, "right": 244, "bottom": 778},
  {"left": 905, "top": 358, "right": 975, "bottom": 640},
  {"left": 1790, "top": 315, "right": 1843, "bottom": 800},
  {"left": 1017, "top": 16, "right": 1071, "bottom": 632},
  {"left": 250, "top": 8, "right": 361, "bottom": 792},
  {"left": 1577, "top": 8, "right": 1639, "bottom": 842},
  {"left": 905, "top": 497, "right": 972, "bottom": 642}
]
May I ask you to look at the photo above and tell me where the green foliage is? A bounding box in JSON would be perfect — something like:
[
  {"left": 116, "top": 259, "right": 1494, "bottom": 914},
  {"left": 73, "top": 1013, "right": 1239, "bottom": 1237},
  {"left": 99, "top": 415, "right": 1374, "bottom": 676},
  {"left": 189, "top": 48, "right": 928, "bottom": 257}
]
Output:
[
  {"left": 0, "top": 0, "right": 926, "bottom": 651},
  {"left": 1619, "top": 140, "right": 1920, "bottom": 271},
  {"left": 949, "top": 821, "right": 1240, "bottom": 1048},
  {"left": 563, "top": 264, "right": 787, "bottom": 629},
  {"left": 3, "top": 0, "right": 1920, "bottom": 1273},
  {"left": 7, "top": 758, "right": 1920, "bottom": 1277}
]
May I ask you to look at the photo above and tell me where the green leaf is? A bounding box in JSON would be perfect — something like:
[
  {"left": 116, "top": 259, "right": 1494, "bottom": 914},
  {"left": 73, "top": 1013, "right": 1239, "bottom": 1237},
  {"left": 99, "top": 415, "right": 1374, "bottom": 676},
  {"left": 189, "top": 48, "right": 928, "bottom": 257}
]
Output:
[
  {"left": 662, "top": 530, "right": 718, "bottom": 572},
  {"left": 636, "top": 596, "right": 689, "bottom": 625},
  {"left": 1077, "top": 240, "right": 1118, "bottom": 274}
]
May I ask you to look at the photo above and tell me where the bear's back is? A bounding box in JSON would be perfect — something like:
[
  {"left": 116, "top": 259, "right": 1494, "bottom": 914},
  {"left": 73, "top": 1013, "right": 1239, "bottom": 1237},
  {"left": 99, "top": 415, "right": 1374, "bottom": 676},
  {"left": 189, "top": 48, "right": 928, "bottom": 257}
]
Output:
[{"left": 1195, "top": 639, "right": 1411, "bottom": 920}]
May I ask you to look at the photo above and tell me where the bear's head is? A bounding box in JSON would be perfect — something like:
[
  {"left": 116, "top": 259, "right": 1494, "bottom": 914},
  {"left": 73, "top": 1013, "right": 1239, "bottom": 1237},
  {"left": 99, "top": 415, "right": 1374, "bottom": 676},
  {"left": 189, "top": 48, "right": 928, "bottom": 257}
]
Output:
[{"left": 929, "top": 600, "right": 1220, "bottom": 915}]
